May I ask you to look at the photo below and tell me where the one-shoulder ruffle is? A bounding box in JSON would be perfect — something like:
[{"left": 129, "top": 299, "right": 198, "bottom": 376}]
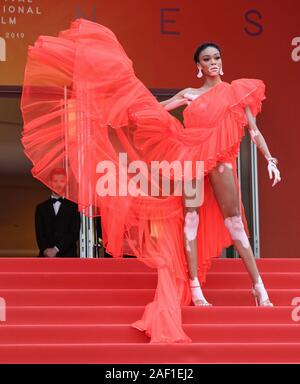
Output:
[{"left": 229, "top": 78, "right": 266, "bottom": 125}]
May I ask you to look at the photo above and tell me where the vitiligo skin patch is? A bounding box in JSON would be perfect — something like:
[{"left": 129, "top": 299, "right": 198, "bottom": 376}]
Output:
[{"left": 224, "top": 215, "right": 250, "bottom": 248}]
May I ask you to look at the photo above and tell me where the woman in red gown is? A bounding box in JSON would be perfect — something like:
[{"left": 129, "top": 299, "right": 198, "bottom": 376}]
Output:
[
  {"left": 158, "top": 42, "right": 281, "bottom": 308},
  {"left": 21, "top": 19, "right": 281, "bottom": 344}
]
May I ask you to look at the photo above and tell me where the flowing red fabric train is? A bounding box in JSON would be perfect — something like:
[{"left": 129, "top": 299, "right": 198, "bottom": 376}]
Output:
[{"left": 20, "top": 18, "right": 266, "bottom": 343}]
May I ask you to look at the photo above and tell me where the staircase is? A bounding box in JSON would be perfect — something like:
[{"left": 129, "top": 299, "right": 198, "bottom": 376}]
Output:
[{"left": 0, "top": 257, "right": 299, "bottom": 363}]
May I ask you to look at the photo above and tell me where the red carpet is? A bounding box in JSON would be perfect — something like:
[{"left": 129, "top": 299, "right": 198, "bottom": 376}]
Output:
[{"left": 0, "top": 257, "right": 299, "bottom": 363}]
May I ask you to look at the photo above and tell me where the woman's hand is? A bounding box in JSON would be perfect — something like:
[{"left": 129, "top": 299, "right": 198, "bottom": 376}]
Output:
[
  {"left": 267, "top": 158, "right": 281, "bottom": 187},
  {"left": 244, "top": 106, "right": 282, "bottom": 187},
  {"left": 161, "top": 97, "right": 189, "bottom": 111},
  {"left": 160, "top": 88, "right": 191, "bottom": 111}
]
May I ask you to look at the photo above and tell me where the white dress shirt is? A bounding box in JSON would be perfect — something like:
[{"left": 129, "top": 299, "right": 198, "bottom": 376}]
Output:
[
  {"left": 51, "top": 194, "right": 64, "bottom": 253},
  {"left": 51, "top": 194, "right": 64, "bottom": 215}
]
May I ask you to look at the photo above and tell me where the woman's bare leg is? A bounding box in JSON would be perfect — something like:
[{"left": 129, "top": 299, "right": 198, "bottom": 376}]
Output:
[
  {"left": 182, "top": 179, "right": 211, "bottom": 305},
  {"left": 182, "top": 179, "right": 199, "bottom": 279},
  {"left": 208, "top": 163, "right": 260, "bottom": 284},
  {"left": 208, "top": 162, "right": 273, "bottom": 305},
  {"left": 183, "top": 206, "right": 199, "bottom": 279}
]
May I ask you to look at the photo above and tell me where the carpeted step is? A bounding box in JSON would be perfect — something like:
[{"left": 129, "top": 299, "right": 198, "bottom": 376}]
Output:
[
  {"left": 0, "top": 288, "right": 298, "bottom": 306},
  {"left": 5, "top": 306, "right": 296, "bottom": 325},
  {"left": 0, "top": 343, "right": 299, "bottom": 364},
  {"left": 0, "top": 323, "right": 299, "bottom": 344},
  {"left": 0, "top": 272, "right": 299, "bottom": 289},
  {"left": 0, "top": 257, "right": 299, "bottom": 273},
  {"left": 0, "top": 257, "right": 299, "bottom": 364}
]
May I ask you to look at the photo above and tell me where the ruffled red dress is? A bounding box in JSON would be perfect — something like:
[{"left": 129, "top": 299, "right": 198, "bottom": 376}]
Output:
[{"left": 20, "top": 18, "right": 266, "bottom": 344}]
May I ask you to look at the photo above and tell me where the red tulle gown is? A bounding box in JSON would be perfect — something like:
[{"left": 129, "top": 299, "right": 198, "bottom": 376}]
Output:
[{"left": 20, "top": 18, "right": 266, "bottom": 343}]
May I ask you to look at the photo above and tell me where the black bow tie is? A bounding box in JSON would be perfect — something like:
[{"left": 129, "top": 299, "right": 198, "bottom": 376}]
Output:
[{"left": 51, "top": 197, "right": 63, "bottom": 203}]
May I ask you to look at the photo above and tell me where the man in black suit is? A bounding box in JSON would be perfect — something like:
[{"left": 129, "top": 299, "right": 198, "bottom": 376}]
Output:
[{"left": 35, "top": 168, "right": 81, "bottom": 257}]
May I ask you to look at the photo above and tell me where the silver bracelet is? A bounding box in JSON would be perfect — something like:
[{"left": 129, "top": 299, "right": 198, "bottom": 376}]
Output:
[{"left": 267, "top": 157, "right": 278, "bottom": 165}]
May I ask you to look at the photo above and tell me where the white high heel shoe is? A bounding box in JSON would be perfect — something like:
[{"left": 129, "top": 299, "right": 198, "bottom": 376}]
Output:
[
  {"left": 252, "top": 276, "right": 273, "bottom": 307},
  {"left": 190, "top": 277, "right": 212, "bottom": 306}
]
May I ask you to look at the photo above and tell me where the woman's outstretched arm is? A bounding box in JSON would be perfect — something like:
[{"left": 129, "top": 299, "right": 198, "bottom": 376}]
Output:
[
  {"left": 160, "top": 88, "right": 191, "bottom": 111},
  {"left": 244, "top": 106, "right": 281, "bottom": 187}
]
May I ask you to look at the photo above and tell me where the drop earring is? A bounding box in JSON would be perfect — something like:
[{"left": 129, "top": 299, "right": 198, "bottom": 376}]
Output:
[
  {"left": 220, "top": 68, "right": 224, "bottom": 76},
  {"left": 197, "top": 67, "right": 203, "bottom": 78}
]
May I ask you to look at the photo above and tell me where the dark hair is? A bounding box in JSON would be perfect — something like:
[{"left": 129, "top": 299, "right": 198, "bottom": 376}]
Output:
[{"left": 193, "top": 43, "right": 221, "bottom": 64}]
